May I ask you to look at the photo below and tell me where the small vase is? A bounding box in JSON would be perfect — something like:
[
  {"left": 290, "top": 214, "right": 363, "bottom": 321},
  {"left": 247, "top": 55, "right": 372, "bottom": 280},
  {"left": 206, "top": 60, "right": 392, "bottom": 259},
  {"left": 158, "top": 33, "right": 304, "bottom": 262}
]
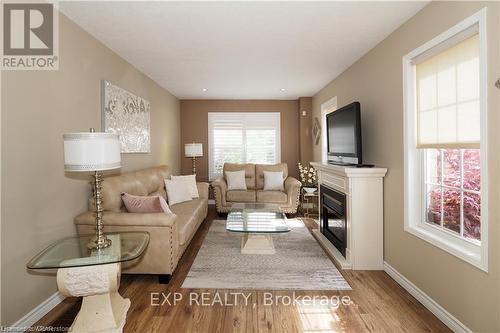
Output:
[{"left": 303, "top": 187, "right": 317, "bottom": 194}]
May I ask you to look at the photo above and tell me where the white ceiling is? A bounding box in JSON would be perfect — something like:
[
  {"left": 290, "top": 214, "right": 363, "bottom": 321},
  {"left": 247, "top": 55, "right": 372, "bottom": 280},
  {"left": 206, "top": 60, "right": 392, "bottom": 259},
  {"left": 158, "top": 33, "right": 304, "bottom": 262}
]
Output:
[{"left": 59, "top": 1, "right": 428, "bottom": 99}]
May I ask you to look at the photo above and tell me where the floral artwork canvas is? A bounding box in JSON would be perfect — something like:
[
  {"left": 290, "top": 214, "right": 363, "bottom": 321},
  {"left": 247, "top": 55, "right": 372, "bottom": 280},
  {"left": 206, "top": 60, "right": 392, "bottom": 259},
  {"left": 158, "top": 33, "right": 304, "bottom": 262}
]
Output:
[{"left": 102, "top": 80, "right": 151, "bottom": 153}]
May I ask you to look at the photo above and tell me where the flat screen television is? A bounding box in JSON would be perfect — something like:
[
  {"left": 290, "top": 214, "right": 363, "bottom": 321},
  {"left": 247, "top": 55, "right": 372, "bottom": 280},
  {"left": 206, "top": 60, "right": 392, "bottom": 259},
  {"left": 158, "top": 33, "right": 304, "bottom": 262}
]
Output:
[{"left": 326, "top": 102, "right": 362, "bottom": 165}]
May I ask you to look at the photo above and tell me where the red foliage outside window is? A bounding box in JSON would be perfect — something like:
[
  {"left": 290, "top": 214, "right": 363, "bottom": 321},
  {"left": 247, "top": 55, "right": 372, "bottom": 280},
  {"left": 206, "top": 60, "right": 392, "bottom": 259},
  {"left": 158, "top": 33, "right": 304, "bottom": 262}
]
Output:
[{"left": 426, "top": 149, "right": 481, "bottom": 241}]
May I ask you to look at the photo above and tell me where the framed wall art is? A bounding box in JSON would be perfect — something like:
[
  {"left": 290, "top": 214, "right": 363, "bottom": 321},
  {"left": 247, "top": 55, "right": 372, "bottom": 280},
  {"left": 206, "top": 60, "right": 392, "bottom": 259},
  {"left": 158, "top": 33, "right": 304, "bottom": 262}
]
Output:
[{"left": 101, "top": 80, "right": 151, "bottom": 153}]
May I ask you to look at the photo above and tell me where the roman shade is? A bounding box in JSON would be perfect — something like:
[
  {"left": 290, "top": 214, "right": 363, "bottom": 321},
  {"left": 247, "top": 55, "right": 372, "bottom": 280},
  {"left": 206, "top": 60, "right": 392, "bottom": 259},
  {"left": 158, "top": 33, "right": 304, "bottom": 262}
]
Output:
[{"left": 415, "top": 29, "right": 480, "bottom": 149}]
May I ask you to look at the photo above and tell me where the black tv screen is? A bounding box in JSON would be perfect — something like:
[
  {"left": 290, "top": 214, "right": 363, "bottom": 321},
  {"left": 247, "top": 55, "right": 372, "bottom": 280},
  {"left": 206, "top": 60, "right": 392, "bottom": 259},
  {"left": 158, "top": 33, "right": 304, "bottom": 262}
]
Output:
[{"left": 327, "top": 102, "right": 362, "bottom": 163}]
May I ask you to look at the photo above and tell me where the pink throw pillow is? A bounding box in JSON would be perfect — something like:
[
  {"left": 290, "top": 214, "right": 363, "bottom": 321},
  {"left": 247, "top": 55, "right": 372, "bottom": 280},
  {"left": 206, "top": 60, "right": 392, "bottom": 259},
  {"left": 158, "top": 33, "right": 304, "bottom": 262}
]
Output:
[{"left": 121, "top": 193, "right": 172, "bottom": 214}]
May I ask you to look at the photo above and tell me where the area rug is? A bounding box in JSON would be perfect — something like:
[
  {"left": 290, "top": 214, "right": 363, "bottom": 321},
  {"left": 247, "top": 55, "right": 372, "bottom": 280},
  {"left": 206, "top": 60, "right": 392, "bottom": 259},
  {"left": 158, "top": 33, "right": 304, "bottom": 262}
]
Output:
[{"left": 182, "top": 219, "right": 351, "bottom": 290}]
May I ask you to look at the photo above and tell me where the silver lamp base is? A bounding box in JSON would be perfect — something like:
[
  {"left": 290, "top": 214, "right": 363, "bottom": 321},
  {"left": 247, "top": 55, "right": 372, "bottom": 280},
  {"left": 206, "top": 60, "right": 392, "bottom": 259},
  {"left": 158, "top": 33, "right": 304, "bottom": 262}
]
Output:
[
  {"left": 88, "top": 170, "right": 112, "bottom": 250},
  {"left": 87, "top": 236, "right": 112, "bottom": 250}
]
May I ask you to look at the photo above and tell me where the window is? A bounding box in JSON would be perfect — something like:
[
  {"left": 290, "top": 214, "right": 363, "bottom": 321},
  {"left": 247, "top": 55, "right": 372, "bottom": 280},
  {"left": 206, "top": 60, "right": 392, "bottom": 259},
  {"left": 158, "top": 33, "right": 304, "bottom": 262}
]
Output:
[
  {"left": 208, "top": 112, "right": 281, "bottom": 180},
  {"left": 424, "top": 149, "right": 481, "bottom": 241},
  {"left": 403, "top": 9, "right": 487, "bottom": 271}
]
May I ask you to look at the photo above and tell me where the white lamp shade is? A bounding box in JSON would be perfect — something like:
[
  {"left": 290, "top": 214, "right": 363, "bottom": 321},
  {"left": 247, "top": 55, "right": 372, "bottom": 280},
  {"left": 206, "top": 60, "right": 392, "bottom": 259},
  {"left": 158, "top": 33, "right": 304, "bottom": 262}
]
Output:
[
  {"left": 185, "top": 143, "right": 203, "bottom": 157},
  {"left": 63, "top": 132, "right": 121, "bottom": 171}
]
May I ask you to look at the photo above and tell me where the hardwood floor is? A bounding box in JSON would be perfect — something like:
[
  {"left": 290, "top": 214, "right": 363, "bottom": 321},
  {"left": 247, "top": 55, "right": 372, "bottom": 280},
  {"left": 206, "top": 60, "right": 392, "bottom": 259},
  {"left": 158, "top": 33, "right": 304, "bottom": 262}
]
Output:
[{"left": 36, "top": 207, "right": 450, "bottom": 332}]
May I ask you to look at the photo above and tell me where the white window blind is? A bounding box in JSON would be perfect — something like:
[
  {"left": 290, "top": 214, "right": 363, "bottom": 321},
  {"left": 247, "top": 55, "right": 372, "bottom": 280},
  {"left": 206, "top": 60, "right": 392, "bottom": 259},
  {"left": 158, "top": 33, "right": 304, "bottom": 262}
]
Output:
[
  {"left": 208, "top": 112, "right": 281, "bottom": 180},
  {"left": 416, "top": 31, "right": 480, "bottom": 149}
]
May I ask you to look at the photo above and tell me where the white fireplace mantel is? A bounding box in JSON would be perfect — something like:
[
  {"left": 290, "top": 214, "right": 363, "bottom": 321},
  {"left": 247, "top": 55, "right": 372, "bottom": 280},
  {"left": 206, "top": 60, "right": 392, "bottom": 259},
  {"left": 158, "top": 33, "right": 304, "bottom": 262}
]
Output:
[{"left": 310, "top": 162, "right": 387, "bottom": 270}]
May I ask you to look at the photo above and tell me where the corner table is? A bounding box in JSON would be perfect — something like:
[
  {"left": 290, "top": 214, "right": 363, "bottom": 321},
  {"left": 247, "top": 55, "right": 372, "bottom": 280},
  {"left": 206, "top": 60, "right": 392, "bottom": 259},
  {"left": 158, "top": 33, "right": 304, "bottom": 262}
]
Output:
[
  {"left": 299, "top": 188, "right": 319, "bottom": 218},
  {"left": 27, "top": 232, "right": 149, "bottom": 333}
]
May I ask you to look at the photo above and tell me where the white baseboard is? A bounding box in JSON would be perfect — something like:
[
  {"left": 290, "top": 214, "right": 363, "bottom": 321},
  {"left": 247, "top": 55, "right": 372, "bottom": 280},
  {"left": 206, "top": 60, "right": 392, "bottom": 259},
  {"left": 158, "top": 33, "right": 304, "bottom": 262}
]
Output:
[
  {"left": 208, "top": 199, "right": 215, "bottom": 205},
  {"left": 383, "top": 261, "right": 472, "bottom": 333},
  {"left": 11, "top": 292, "right": 65, "bottom": 329}
]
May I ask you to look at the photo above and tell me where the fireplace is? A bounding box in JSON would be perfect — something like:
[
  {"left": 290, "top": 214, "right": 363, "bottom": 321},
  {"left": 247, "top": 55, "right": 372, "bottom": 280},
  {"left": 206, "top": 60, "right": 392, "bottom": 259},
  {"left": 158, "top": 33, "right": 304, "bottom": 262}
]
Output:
[{"left": 320, "top": 185, "right": 347, "bottom": 257}]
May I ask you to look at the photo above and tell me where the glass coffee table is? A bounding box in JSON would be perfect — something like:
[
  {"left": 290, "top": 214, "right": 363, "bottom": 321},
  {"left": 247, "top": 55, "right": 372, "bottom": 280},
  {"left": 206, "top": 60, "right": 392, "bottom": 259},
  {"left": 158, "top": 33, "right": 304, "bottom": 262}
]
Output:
[{"left": 226, "top": 203, "right": 290, "bottom": 254}]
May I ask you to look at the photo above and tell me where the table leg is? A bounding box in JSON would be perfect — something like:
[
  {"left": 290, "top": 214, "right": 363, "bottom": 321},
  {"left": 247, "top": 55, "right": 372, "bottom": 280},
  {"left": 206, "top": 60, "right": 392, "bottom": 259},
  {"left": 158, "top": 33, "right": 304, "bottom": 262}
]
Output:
[
  {"left": 241, "top": 234, "right": 275, "bottom": 254},
  {"left": 56, "top": 262, "right": 130, "bottom": 333}
]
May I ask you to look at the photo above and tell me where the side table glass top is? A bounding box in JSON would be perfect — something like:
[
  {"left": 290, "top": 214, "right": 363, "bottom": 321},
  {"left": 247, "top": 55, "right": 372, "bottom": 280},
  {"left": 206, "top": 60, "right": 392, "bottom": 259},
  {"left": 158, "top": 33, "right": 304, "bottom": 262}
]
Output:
[
  {"left": 27, "top": 232, "right": 150, "bottom": 269},
  {"left": 226, "top": 203, "right": 290, "bottom": 233}
]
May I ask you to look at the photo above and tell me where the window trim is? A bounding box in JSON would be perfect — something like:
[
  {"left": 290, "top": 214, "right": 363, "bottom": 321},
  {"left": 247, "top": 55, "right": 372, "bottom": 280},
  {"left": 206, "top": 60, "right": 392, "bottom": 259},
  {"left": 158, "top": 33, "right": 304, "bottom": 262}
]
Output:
[
  {"left": 208, "top": 112, "right": 281, "bottom": 181},
  {"left": 403, "top": 8, "right": 488, "bottom": 272},
  {"left": 320, "top": 96, "right": 337, "bottom": 163}
]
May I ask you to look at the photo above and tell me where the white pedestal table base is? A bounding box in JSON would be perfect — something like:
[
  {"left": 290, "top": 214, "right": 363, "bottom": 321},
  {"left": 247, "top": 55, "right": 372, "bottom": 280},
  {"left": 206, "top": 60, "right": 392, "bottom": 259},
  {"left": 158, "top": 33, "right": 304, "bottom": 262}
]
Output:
[
  {"left": 241, "top": 234, "right": 276, "bottom": 254},
  {"left": 56, "top": 262, "right": 130, "bottom": 333}
]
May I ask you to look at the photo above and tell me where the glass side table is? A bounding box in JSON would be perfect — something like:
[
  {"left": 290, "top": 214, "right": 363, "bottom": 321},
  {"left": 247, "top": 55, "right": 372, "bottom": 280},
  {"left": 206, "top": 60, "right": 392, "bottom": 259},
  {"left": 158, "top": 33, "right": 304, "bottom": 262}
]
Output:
[
  {"left": 27, "top": 232, "right": 149, "bottom": 333},
  {"left": 299, "top": 188, "right": 319, "bottom": 218}
]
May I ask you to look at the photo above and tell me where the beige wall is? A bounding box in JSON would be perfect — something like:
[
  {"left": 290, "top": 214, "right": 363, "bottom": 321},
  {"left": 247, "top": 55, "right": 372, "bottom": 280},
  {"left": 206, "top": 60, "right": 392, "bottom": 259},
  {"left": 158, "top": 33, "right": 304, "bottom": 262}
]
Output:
[
  {"left": 312, "top": 2, "right": 499, "bottom": 331},
  {"left": 180, "top": 100, "right": 300, "bottom": 181},
  {"left": 0, "top": 68, "right": 3, "bottom": 326},
  {"left": 298, "top": 97, "right": 313, "bottom": 164},
  {"left": 0, "top": 13, "right": 180, "bottom": 325}
]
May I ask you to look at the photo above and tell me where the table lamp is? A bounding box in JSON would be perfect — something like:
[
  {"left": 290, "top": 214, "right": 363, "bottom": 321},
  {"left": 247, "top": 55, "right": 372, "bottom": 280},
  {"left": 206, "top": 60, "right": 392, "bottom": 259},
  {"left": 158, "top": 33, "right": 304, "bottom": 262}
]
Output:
[
  {"left": 185, "top": 143, "right": 203, "bottom": 174},
  {"left": 63, "top": 128, "right": 121, "bottom": 250}
]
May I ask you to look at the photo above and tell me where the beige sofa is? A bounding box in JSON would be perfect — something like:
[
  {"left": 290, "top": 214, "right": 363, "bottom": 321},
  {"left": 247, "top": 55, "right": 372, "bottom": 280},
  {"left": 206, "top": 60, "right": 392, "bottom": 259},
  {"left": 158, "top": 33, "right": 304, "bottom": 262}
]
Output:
[
  {"left": 74, "top": 166, "right": 208, "bottom": 283},
  {"left": 211, "top": 163, "right": 301, "bottom": 214}
]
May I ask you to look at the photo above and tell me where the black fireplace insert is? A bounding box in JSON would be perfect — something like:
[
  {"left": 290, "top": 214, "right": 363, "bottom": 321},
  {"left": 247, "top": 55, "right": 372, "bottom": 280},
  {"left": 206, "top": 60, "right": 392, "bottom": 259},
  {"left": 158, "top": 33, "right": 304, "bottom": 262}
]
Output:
[{"left": 320, "top": 185, "right": 347, "bottom": 257}]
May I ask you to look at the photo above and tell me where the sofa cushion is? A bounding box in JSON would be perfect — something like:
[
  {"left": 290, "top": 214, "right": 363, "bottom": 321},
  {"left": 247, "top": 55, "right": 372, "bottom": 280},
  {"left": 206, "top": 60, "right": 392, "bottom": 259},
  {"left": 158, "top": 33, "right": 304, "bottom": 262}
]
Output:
[
  {"left": 256, "top": 190, "right": 287, "bottom": 203},
  {"left": 100, "top": 166, "right": 172, "bottom": 212},
  {"left": 256, "top": 164, "right": 288, "bottom": 190},
  {"left": 227, "top": 190, "right": 256, "bottom": 202},
  {"left": 225, "top": 170, "right": 247, "bottom": 190},
  {"left": 165, "top": 179, "right": 192, "bottom": 205},
  {"left": 121, "top": 193, "right": 172, "bottom": 214},
  {"left": 171, "top": 175, "right": 199, "bottom": 198},
  {"left": 170, "top": 198, "right": 206, "bottom": 245},
  {"left": 223, "top": 163, "right": 256, "bottom": 190},
  {"left": 263, "top": 171, "right": 285, "bottom": 191}
]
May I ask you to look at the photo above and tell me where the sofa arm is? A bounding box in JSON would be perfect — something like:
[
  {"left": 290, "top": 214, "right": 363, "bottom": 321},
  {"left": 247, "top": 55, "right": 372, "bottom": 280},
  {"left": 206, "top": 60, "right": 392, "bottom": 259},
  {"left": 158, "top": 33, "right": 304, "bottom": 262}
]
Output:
[
  {"left": 211, "top": 178, "right": 228, "bottom": 211},
  {"left": 285, "top": 177, "right": 302, "bottom": 212},
  {"left": 285, "top": 177, "right": 301, "bottom": 192},
  {"left": 196, "top": 182, "right": 210, "bottom": 199},
  {"left": 74, "top": 211, "right": 177, "bottom": 227}
]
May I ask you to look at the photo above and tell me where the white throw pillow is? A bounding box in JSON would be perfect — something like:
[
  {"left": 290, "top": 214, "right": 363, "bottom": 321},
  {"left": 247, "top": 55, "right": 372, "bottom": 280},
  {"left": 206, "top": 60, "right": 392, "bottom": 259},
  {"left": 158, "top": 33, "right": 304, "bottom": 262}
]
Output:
[
  {"left": 263, "top": 171, "right": 284, "bottom": 191},
  {"left": 164, "top": 179, "right": 192, "bottom": 205},
  {"left": 171, "top": 175, "right": 199, "bottom": 198},
  {"left": 225, "top": 170, "right": 247, "bottom": 190}
]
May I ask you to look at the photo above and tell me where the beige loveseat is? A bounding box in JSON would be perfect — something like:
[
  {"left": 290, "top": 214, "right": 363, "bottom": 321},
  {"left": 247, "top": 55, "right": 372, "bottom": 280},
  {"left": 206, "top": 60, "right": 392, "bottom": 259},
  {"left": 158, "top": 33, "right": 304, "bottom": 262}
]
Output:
[
  {"left": 74, "top": 166, "right": 208, "bottom": 283},
  {"left": 211, "top": 163, "right": 301, "bottom": 214}
]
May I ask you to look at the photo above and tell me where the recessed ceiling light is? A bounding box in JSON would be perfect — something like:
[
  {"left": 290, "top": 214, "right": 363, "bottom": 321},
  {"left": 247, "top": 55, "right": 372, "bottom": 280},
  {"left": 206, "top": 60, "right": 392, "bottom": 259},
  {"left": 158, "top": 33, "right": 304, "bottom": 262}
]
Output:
[
  {"left": 280, "top": 88, "right": 286, "bottom": 92},
  {"left": 202, "top": 88, "right": 208, "bottom": 92}
]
